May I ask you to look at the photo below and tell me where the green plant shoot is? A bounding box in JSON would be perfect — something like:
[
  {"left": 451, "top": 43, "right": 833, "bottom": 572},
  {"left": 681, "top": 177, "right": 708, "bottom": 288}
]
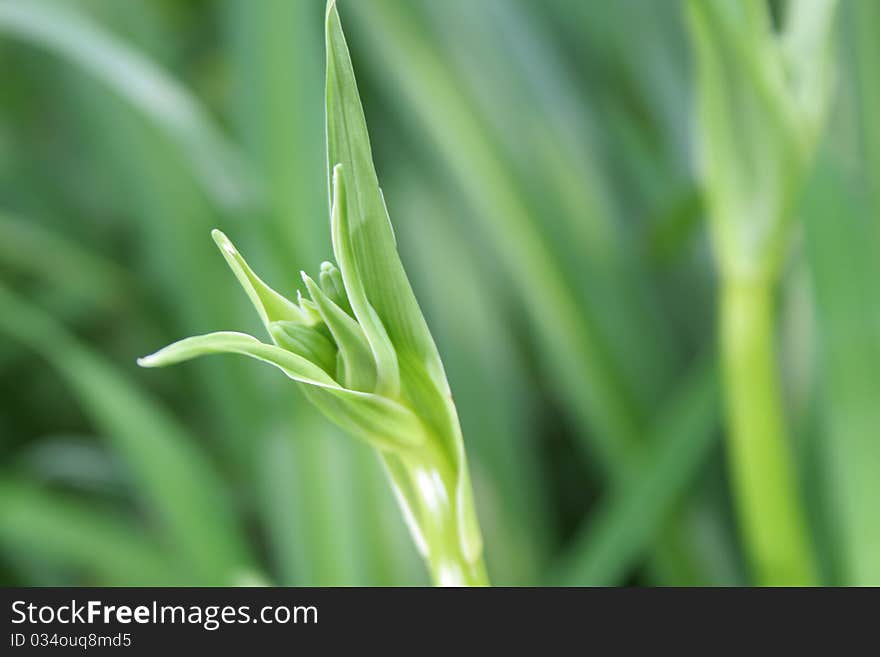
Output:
[{"left": 139, "top": 0, "right": 487, "bottom": 586}]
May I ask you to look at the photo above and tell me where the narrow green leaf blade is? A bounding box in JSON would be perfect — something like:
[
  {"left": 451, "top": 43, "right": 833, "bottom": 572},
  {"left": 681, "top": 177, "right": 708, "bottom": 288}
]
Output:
[
  {"left": 0, "top": 286, "right": 254, "bottom": 584},
  {"left": 325, "top": 3, "right": 441, "bottom": 384},
  {"left": 325, "top": 4, "right": 486, "bottom": 572},
  {"left": 552, "top": 358, "right": 719, "bottom": 585},
  {"left": 319, "top": 260, "right": 352, "bottom": 315},
  {"left": 211, "top": 230, "right": 311, "bottom": 330},
  {"left": 0, "top": 0, "right": 257, "bottom": 210},
  {"left": 139, "top": 331, "right": 337, "bottom": 386},
  {"left": 140, "top": 331, "right": 425, "bottom": 452},
  {"left": 0, "top": 479, "right": 178, "bottom": 586},
  {"left": 804, "top": 157, "right": 880, "bottom": 584}
]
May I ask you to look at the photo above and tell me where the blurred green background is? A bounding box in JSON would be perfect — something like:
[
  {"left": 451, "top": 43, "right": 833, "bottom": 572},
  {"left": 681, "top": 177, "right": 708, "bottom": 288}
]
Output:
[{"left": 0, "top": 0, "right": 877, "bottom": 586}]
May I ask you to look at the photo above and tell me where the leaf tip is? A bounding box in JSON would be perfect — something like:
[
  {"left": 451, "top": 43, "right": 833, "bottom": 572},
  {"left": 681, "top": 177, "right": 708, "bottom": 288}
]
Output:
[
  {"left": 211, "top": 229, "right": 237, "bottom": 257},
  {"left": 301, "top": 273, "right": 323, "bottom": 305},
  {"left": 325, "top": 0, "right": 342, "bottom": 36}
]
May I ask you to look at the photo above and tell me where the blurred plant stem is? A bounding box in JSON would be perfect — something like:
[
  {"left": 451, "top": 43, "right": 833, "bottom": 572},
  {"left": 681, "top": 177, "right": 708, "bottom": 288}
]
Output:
[
  {"left": 720, "top": 279, "right": 816, "bottom": 585},
  {"left": 688, "top": 0, "right": 838, "bottom": 584}
]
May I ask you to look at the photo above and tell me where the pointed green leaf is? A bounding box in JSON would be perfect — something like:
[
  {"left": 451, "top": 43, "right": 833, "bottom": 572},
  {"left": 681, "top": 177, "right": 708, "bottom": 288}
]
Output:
[
  {"left": 139, "top": 331, "right": 424, "bottom": 452},
  {"left": 325, "top": 4, "right": 486, "bottom": 578},
  {"left": 138, "top": 331, "right": 339, "bottom": 386},
  {"left": 211, "top": 229, "right": 312, "bottom": 330},
  {"left": 302, "top": 271, "right": 376, "bottom": 391},
  {"left": 324, "top": 6, "right": 459, "bottom": 449},
  {"left": 296, "top": 290, "right": 324, "bottom": 325},
  {"left": 319, "top": 260, "right": 351, "bottom": 314},
  {"left": 326, "top": 3, "right": 442, "bottom": 381}
]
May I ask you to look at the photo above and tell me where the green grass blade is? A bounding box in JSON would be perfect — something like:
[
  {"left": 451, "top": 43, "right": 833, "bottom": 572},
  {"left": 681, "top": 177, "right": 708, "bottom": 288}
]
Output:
[
  {"left": 0, "top": 212, "right": 130, "bottom": 311},
  {"left": 223, "top": 0, "right": 327, "bottom": 261},
  {"left": 0, "top": 0, "right": 256, "bottom": 210},
  {"left": 420, "top": 0, "right": 679, "bottom": 408},
  {"left": 552, "top": 357, "right": 719, "bottom": 585},
  {"left": 804, "top": 157, "right": 880, "bottom": 585},
  {"left": 853, "top": 1, "right": 880, "bottom": 212},
  {"left": 0, "top": 479, "right": 178, "bottom": 586},
  {"left": 0, "top": 285, "right": 254, "bottom": 584}
]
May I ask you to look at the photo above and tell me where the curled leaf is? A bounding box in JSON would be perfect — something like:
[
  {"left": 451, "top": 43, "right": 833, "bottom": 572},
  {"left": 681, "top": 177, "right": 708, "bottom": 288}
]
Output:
[
  {"left": 269, "top": 321, "right": 338, "bottom": 376},
  {"left": 319, "top": 260, "right": 351, "bottom": 315},
  {"left": 302, "top": 271, "right": 376, "bottom": 391}
]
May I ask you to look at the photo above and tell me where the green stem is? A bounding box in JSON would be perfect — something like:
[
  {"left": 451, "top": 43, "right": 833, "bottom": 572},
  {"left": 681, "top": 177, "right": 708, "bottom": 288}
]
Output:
[
  {"left": 387, "top": 445, "right": 489, "bottom": 587},
  {"left": 720, "top": 278, "right": 817, "bottom": 585}
]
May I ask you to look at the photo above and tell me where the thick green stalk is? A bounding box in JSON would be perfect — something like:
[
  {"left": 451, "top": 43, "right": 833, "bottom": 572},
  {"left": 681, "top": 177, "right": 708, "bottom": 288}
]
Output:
[
  {"left": 720, "top": 278, "right": 816, "bottom": 585},
  {"left": 390, "top": 445, "right": 489, "bottom": 586}
]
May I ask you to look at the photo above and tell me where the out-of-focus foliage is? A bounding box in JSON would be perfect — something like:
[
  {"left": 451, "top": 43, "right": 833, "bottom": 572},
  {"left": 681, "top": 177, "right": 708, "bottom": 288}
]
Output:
[
  {"left": 689, "top": 0, "right": 837, "bottom": 586},
  {"left": 0, "top": 0, "right": 875, "bottom": 586}
]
